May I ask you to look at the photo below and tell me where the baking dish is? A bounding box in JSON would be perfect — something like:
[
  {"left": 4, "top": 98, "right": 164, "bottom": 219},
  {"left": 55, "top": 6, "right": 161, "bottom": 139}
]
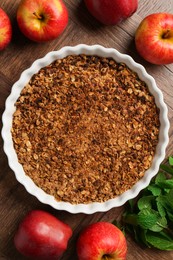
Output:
[{"left": 1, "top": 44, "right": 170, "bottom": 214}]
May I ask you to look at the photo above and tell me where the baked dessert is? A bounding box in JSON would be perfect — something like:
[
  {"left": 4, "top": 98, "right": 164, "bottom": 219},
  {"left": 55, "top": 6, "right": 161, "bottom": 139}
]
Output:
[{"left": 12, "top": 54, "right": 160, "bottom": 204}]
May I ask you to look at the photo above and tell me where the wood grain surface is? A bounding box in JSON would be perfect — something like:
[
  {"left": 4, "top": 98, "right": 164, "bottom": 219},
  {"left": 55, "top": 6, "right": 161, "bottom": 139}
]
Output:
[{"left": 0, "top": 0, "right": 173, "bottom": 259}]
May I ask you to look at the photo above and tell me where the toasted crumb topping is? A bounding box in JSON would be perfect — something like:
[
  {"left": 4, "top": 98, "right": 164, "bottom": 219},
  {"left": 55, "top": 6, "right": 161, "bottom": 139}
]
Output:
[{"left": 12, "top": 55, "right": 160, "bottom": 204}]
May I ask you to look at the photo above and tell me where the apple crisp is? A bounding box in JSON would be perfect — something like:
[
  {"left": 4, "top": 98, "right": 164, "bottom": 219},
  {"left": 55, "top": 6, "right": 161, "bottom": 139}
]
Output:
[{"left": 12, "top": 54, "right": 160, "bottom": 204}]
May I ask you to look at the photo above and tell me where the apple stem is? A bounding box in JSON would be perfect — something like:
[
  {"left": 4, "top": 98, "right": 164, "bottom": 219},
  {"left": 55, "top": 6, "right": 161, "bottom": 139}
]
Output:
[
  {"left": 162, "top": 29, "right": 171, "bottom": 39},
  {"left": 102, "top": 254, "right": 115, "bottom": 260},
  {"left": 33, "top": 12, "right": 44, "bottom": 20}
]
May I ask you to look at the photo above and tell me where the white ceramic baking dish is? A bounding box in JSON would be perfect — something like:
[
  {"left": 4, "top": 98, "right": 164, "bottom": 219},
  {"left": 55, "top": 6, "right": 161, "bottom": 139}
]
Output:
[{"left": 1, "top": 44, "right": 170, "bottom": 214}]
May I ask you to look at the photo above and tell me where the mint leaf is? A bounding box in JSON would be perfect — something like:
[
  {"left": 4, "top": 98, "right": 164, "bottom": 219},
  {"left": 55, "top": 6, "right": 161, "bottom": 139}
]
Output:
[
  {"left": 160, "top": 164, "right": 173, "bottom": 176},
  {"left": 167, "top": 211, "right": 173, "bottom": 222},
  {"left": 128, "top": 199, "right": 135, "bottom": 212},
  {"left": 147, "top": 184, "right": 161, "bottom": 196},
  {"left": 156, "top": 200, "right": 166, "bottom": 217},
  {"left": 137, "top": 196, "right": 153, "bottom": 211},
  {"left": 165, "top": 189, "right": 173, "bottom": 209},
  {"left": 137, "top": 209, "right": 159, "bottom": 229},
  {"left": 130, "top": 226, "right": 144, "bottom": 245},
  {"left": 169, "top": 156, "right": 173, "bottom": 166},
  {"left": 157, "top": 179, "right": 173, "bottom": 189},
  {"left": 164, "top": 188, "right": 171, "bottom": 193},
  {"left": 157, "top": 195, "right": 170, "bottom": 211},
  {"left": 123, "top": 213, "right": 138, "bottom": 226},
  {"left": 157, "top": 195, "right": 173, "bottom": 216},
  {"left": 120, "top": 156, "right": 173, "bottom": 251},
  {"left": 140, "top": 229, "right": 150, "bottom": 247},
  {"left": 149, "top": 217, "right": 167, "bottom": 232},
  {"left": 145, "top": 231, "right": 173, "bottom": 250},
  {"left": 155, "top": 171, "right": 166, "bottom": 184}
]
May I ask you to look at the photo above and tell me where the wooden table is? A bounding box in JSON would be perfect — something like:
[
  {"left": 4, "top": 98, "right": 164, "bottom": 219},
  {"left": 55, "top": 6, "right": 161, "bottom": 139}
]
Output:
[{"left": 0, "top": 0, "right": 173, "bottom": 259}]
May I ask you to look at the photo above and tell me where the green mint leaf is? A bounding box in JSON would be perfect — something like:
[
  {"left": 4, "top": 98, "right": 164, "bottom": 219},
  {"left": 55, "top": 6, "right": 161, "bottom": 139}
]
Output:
[
  {"left": 130, "top": 226, "right": 144, "bottom": 244},
  {"left": 128, "top": 199, "right": 135, "bottom": 212},
  {"left": 149, "top": 217, "right": 167, "bottom": 232},
  {"left": 157, "top": 194, "right": 173, "bottom": 214},
  {"left": 160, "top": 164, "right": 173, "bottom": 176},
  {"left": 121, "top": 156, "right": 173, "bottom": 250},
  {"left": 167, "top": 211, "right": 173, "bottom": 222},
  {"left": 169, "top": 156, "right": 173, "bottom": 166},
  {"left": 155, "top": 171, "right": 166, "bottom": 184},
  {"left": 123, "top": 213, "right": 138, "bottom": 226},
  {"left": 137, "top": 209, "right": 159, "bottom": 229},
  {"left": 164, "top": 188, "right": 171, "bottom": 193},
  {"left": 156, "top": 200, "right": 166, "bottom": 217},
  {"left": 166, "top": 189, "right": 173, "bottom": 209},
  {"left": 145, "top": 231, "right": 173, "bottom": 250},
  {"left": 125, "top": 225, "right": 150, "bottom": 247},
  {"left": 137, "top": 195, "right": 153, "bottom": 211},
  {"left": 157, "top": 195, "right": 169, "bottom": 211},
  {"left": 157, "top": 179, "right": 173, "bottom": 189},
  {"left": 147, "top": 184, "right": 161, "bottom": 196},
  {"left": 159, "top": 230, "right": 173, "bottom": 241},
  {"left": 140, "top": 229, "right": 150, "bottom": 247},
  {"left": 149, "top": 224, "right": 163, "bottom": 232}
]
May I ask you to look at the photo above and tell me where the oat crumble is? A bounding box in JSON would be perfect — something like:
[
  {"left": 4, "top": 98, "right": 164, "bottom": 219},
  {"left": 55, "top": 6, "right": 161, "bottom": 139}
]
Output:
[{"left": 11, "top": 55, "right": 160, "bottom": 204}]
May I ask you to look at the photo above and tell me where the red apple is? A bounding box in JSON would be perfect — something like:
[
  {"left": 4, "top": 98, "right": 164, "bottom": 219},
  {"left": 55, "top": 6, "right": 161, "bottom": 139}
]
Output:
[
  {"left": 17, "top": 0, "right": 68, "bottom": 42},
  {"left": 14, "top": 210, "right": 72, "bottom": 259},
  {"left": 77, "top": 222, "right": 127, "bottom": 260},
  {"left": 0, "top": 8, "right": 12, "bottom": 50},
  {"left": 84, "top": 0, "right": 138, "bottom": 25},
  {"left": 135, "top": 13, "right": 173, "bottom": 65}
]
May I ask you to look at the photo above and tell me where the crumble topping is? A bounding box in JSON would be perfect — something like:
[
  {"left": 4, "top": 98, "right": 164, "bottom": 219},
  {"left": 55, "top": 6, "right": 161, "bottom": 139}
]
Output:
[{"left": 11, "top": 55, "right": 160, "bottom": 204}]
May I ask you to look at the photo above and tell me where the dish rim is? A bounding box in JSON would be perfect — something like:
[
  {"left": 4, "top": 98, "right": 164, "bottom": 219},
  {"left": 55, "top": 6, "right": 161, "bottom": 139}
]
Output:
[{"left": 1, "top": 44, "right": 170, "bottom": 214}]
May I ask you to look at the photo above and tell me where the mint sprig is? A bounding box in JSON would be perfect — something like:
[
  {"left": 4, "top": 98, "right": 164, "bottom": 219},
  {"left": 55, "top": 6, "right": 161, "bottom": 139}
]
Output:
[{"left": 122, "top": 156, "right": 173, "bottom": 250}]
